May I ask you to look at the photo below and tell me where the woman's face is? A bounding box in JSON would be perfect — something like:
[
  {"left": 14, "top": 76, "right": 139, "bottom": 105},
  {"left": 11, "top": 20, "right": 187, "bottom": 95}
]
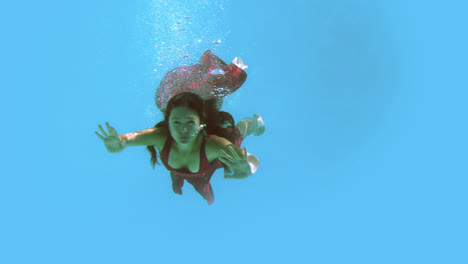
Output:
[{"left": 168, "top": 106, "right": 202, "bottom": 144}]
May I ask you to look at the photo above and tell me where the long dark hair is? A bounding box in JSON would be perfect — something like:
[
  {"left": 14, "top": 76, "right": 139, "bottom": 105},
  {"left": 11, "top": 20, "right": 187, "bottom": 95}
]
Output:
[{"left": 147, "top": 92, "right": 236, "bottom": 168}]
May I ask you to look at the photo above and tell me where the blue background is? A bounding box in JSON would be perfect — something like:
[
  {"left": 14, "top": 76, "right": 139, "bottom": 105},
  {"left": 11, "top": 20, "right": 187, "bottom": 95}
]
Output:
[{"left": 1, "top": 0, "right": 467, "bottom": 263}]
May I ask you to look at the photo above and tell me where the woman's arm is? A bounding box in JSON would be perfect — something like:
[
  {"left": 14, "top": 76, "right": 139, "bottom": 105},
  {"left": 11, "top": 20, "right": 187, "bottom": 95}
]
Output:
[
  {"left": 207, "top": 135, "right": 259, "bottom": 179},
  {"left": 96, "top": 122, "right": 166, "bottom": 153}
]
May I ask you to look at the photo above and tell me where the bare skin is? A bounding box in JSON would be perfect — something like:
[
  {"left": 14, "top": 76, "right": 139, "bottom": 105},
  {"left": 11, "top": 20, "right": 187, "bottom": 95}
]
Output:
[{"left": 96, "top": 107, "right": 262, "bottom": 178}]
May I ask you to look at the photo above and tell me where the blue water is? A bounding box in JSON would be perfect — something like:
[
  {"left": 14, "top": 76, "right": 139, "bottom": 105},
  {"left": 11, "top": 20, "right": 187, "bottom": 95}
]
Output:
[{"left": 2, "top": 0, "right": 467, "bottom": 263}]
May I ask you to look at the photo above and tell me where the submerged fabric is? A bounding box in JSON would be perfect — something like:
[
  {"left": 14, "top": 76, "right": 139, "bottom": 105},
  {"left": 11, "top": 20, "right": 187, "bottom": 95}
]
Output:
[{"left": 155, "top": 50, "right": 247, "bottom": 113}]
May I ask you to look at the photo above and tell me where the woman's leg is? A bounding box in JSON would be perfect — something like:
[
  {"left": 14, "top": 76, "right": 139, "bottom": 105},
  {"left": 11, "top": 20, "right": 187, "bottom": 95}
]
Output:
[
  {"left": 236, "top": 114, "right": 265, "bottom": 139},
  {"left": 170, "top": 172, "right": 184, "bottom": 195},
  {"left": 186, "top": 178, "right": 214, "bottom": 205}
]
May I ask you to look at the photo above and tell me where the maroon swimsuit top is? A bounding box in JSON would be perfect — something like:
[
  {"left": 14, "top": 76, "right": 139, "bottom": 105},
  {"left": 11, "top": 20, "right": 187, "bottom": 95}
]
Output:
[{"left": 160, "top": 135, "right": 222, "bottom": 179}]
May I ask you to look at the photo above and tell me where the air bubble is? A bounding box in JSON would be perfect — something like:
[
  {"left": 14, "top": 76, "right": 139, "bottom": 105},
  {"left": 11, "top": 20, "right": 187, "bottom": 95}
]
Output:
[{"left": 210, "top": 69, "right": 225, "bottom": 75}]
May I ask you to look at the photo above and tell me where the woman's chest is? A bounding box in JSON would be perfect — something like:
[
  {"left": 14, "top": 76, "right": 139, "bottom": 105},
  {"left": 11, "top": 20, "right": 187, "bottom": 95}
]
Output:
[{"left": 168, "top": 148, "right": 202, "bottom": 173}]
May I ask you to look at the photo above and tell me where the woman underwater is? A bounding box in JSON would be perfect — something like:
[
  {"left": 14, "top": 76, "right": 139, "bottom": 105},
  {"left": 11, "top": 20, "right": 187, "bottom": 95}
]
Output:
[{"left": 96, "top": 51, "right": 265, "bottom": 205}]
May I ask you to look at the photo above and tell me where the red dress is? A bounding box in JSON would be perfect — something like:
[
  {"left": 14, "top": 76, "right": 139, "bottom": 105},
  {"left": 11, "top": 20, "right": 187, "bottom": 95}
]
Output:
[{"left": 155, "top": 50, "right": 247, "bottom": 113}]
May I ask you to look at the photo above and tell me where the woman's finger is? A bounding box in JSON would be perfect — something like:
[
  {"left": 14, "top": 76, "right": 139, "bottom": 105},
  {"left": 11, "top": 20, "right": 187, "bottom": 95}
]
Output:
[
  {"left": 218, "top": 156, "right": 232, "bottom": 167},
  {"left": 99, "top": 124, "right": 109, "bottom": 137},
  {"left": 106, "top": 123, "right": 116, "bottom": 136},
  {"left": 226, "top": 146, "right": 241, "bottom": 160},
  {"left": 220, "top": 149, "right": 234, "bottom": 161},
  {"left": 109, "top": 126, "right": 119, "bottom": 137},
  {"left": 95, "top": 131, "right": 105, "bottom": 140}
]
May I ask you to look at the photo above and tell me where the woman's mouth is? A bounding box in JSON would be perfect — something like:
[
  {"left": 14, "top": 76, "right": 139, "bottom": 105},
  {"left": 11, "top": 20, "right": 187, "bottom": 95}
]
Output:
[{"left": 179, "top": 135, "right": 190, "bottom": 141}]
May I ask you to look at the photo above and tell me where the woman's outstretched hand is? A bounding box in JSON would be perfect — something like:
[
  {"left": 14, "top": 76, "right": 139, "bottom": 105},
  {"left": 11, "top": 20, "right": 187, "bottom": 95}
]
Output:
[
  {"left": 219, "top": 146, "right": 255, "bottom": 179},
  {"left": 95, "top": 122, "right": 126, "bottom": 153}
]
